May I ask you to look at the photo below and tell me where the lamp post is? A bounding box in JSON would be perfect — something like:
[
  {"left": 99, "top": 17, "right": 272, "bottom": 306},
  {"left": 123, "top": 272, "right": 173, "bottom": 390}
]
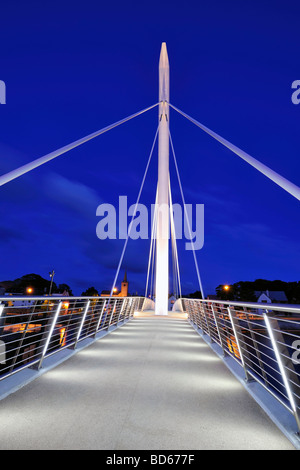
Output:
[{"left": 49, "top": 270, "right": 55, "bottom": 296}]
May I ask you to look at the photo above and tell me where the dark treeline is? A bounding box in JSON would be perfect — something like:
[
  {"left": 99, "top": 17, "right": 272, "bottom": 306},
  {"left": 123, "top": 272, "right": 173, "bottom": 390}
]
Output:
[{"left": 186, "top": 279, "right": 300, "bottom": 304}]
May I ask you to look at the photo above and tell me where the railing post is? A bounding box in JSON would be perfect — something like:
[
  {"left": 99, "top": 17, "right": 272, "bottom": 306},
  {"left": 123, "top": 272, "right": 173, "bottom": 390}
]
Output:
[
  {"left": 126, "top": 298, "right": 133, "bottom": 320},
  {"left": 117, "top": 299, "right": 126, "bottom": 325},
  {"left": 132, "top": 298, "right": 139, "bottom": 317},
  {"left": 0, "top": 303, "right": 6, "bottom": 338},
  {"left": 0, "top": 304, "right": 6, "bottom": 365},
  {"left": 73, "top": 300, "right": 90, "bottom": 349},
  {"left": 263, "top": 311, "right": 300, "bottom": 434},
  {"left": 185, "top": 300, "right": 193, "bottom": 324},
  {"left": 209, "top": 304, "right": 225, "bottom": 353},
  {"left": 94, "top": 299, "right": 107, "bottom": 336},
  {"left": 137, "top": 297, "right": 144, "bottom": 312},
  {"left": 245, "top": 311, "right": 269, "bottom": 386},
  {"left": 196, "top": 302, "right": 205, "bottom": 332},
  {"left": 191, "top": 301, "right": 198, "bottom": 326},
  {"left": 190, "top": 301, "right": 199, "bottom": 328},
  {"left": 107, "top": 299, "right": 117, "bottom": 330},
  {"left": 128, "top": 298, "right": 134, "bottom": 319},
  {"left": 227, "top": 307, "right": 253, "bottom": 382},
  {"left": 85, "top": 298, "right": 97, "bottom": 335},
  {"left": 9, "top": 300, "right": 39, "bottom": 373},
  {"left": 36, "top": 301, "right": 63, "bottom": 370},
  {"left": 201, "top": 301, "right": 213, "bottom": 340}
]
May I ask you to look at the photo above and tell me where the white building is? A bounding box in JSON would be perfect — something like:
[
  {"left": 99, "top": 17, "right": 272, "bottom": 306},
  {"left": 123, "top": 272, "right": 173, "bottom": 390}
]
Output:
[{"left": 255, "top": 290, "right": 288, "bottom": 304}]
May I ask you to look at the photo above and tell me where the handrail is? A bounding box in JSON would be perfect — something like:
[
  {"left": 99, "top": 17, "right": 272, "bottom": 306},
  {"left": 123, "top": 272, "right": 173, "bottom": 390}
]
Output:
[
  {"left": 0, "top": 295, "right": 146, "bottom": 382},
  {"left": 182, "top": 297, "right": 300, "bottom": 314},
  {"left": 180, "top": 297, "right": 300, "bottom": 435}
]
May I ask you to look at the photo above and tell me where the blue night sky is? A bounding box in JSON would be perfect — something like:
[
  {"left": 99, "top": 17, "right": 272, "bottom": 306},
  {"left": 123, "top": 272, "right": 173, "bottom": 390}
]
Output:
[{"left": 0, "top": 0, "right": 299, "bottom": 296}]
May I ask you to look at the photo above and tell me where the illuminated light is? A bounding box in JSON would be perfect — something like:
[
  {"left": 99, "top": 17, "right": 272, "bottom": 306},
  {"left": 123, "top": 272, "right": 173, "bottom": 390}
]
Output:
[
  {"left": 41, "top": 301, "right": 62, "bottom": 362},
  {"left": 0, "top": 304, "right": 5, "bottom": 318},
  {"left": 59, "top": 328, "right": 66, "bottom": 346},
  {"left": 223, "top": 285, "right": 230, "bottom": 291},
  {"left": 227, "top": 307, "right": 244, "bottom": 368},
  {"left": 95, "top": 300, "right": 107, "bottom": 332},
  {"left": 226, "top": 335, "right": 241, "bottom": 359},
  {"left": 113, "top": 287, "right": 118, "bottom": 293},
  {"left": 263, "top": 313, "right": 298, "bottom": 415},
  {"left": 26, "top": 287, "right": 33, "bottom": 294},
  {"left": 76, "top": 300, "right": 90, "bottom": 343},
  {"left": 9, "top": 323, "right": 41, "bottom": 334},
  {"left": 63, "top": 302, "right": 69, "bottom": 309}
]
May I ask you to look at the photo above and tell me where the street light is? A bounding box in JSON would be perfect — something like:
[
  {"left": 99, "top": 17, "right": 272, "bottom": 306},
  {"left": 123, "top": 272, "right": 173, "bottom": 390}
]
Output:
[
  {"left": 224, "top": 285, "right": 230, "bottom": 291},
  {"left": 49, "top": 270, "right": 55, "bottom": 295},
  {"left": 26, "top": 287, "right": 33, "bottom": 294}
]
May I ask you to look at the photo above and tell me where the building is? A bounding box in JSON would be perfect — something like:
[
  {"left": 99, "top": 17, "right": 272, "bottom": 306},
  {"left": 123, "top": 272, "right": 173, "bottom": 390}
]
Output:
[
  {"left": 4, "top": 293, "right": 35, "bottom": 307},
  {"left": 101, "top": 271, "right": 129, "bottom": 297},
  {"left": 168, "top": 294, "right": 176, "bottom": 310},
  {"left": 255, "top": 290, "right": 288, "bottom": 304},
  {"left": 119, "top": 271, "right": 129, "bottom": 297}
]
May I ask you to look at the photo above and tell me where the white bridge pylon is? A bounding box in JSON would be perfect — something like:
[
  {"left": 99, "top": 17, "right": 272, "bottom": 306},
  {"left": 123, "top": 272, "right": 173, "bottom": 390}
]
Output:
[{"left": 155, "top": 42, "right": 170, "bottom": 316}]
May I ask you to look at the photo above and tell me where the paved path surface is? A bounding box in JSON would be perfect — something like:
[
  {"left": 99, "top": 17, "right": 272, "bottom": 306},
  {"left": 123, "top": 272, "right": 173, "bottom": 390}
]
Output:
[{"left": 0, "top": 314, "right": 295, "bottom": 450}]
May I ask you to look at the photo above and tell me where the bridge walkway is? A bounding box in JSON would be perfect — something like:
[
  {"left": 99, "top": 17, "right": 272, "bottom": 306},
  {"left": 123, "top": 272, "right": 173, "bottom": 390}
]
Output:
[{"left": 0, "top": 313, "right": 295, "bottom": 450}]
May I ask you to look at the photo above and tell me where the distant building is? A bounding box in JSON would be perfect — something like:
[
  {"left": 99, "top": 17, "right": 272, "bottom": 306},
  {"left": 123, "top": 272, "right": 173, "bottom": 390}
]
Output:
[
  {"left": 4, "top": 293, "right": 35, "bottom": 307},
  {"left": 101, "top": 271, "right": 129, "bottom": 297},
  {"left": 168, "top": 294, "right": 176, "bottom": 310},
  {"left": 51, "top": 291, "right": 70, "bottom": 297},
  {"left": 255, "top": 290, "right": 288, "bottom": 304}
]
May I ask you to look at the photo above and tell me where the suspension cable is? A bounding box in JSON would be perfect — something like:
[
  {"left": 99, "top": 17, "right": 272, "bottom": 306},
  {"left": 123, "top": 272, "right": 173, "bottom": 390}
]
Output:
[
  {"left": 109, "top": 123, "right": 160, "bottom": 303},
  {"left": 0, "top": 103, "right": 159, "bottom": 187},
  {"left": 149, "top": 232, "right": 157, "bottom": 300},
  {"left": 169, "top": 129, "right": 205, "bottom": 299},
  {"left": 145, "top": 185, "right": 158, "bottom": 298},
  {"left": 169, "top": 178, "right": 182, "bottom": 299},
  {"left": 169, "top": 103, "right": 300, "bottom": 202}
]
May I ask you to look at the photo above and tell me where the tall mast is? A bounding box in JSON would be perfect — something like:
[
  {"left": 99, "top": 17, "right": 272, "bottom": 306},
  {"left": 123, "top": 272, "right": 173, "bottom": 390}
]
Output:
[{"left": 155, "top": 42, "right": 170, "bottom": 316}]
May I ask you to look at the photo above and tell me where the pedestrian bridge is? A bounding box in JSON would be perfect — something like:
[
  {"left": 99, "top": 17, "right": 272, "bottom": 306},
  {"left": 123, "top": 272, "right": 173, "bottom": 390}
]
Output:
[
  {"left": 0, "top": 296, "right": 299, "bottom": 450},
  {"left": 1, "top": 43, "right": 300, "bottom": 451}
]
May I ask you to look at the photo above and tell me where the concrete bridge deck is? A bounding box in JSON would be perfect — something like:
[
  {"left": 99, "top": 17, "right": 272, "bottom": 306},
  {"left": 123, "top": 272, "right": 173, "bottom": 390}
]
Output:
[{"left": 0, "top": 313, "right": 295, "bottom": 450}]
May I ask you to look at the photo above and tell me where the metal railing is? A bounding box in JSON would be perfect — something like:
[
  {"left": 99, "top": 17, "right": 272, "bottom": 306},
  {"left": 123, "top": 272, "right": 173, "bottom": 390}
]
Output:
[
  {"left": 180, "top": 298, "right": 300, "bottom": 435},
  {"left": 0, "top": 295, "right": 145, "bottom": 381}
]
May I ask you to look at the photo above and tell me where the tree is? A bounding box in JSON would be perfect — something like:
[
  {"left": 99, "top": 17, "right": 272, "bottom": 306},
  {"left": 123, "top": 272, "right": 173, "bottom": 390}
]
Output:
[
  {"left": 186, "top": 290, "right": 203, "bottom": 299},
  {"left": 215, "top": 279, "right": 300, "bottom": 304},
  {"left": 6, "top": 273, "right": 57, "bottom": 295},
  {"left": 58, "top": 283, "right": 73, "bottom": 296},
  {"left": 81, "top": 286, "right": 99, "bottom": 297},
  {"left": 215, "top": 284, "right": 236, "bottom": 300}
]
